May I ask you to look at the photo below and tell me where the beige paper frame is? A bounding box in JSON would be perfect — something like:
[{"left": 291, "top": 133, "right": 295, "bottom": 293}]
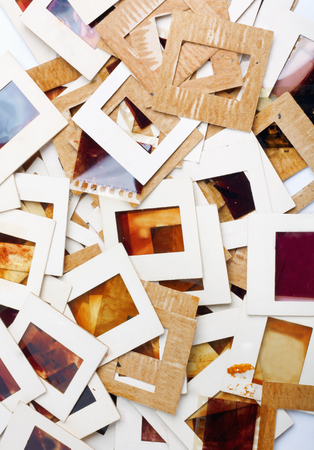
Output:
[
  {"left": 0, "top": 318, "right": 46, "bottom": 413},
  {"left": 0, "top": 209, "right": 55, "bottom": 310},
  {"left": 20, "top": 0, "right": 111, "bottom": 80},
  {"left": 253, "top": 93, "right": 314, "bottom": 174},
  {"left": 190, "top": 206, "right": 231, "bottom": 306},
  {"left": 0, "top": 177, "right": 20, "bottom": 214},
  {"left": 0, "top": 52, "right": 67, "bottom": 185},
  {"left": 222, "top": 297, "right": 314, "bottom": 402},
  {"left": 9, "top": 293, "right": 107, "bottom": 422},
  {"left": 260, "top": 8, "right": 314, "bottom": 97},
  {"left": 70, "top": 66, "right": 202, "bottom": 203},
  {"left": 100, "top": 178, "right": 203, "bottom": 281},
  {"left": 61, "top": 244, "right": 164, "bottom": 365},
  {"left": 171, "top": 139, "right": 273, "bottom": 216},
  {"left": 15, "top": 173, "right": 70, "bottom": 277},
  {"left": 97, "top": 281, "right": 198, "bottom": 415},
  {"left": 153, "top": 11, "right": 273, "bottom": 132},
  {"left": 73, "top": 63, "right": 200, "bottom": 186},
  {"left": 0, "top": 403, "right": 94, "bottom": 449},
  {"left": 247, "top": 214, "right": 314, "bottom": 316}
]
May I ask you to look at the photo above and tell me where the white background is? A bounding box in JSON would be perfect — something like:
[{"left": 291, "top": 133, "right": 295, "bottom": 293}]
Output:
[{"left": 0, "top": 0, "right": 314, "bottom": 447}]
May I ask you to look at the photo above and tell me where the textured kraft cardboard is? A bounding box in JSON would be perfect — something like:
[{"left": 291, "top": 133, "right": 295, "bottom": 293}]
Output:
[
  {"left": 153, "top": 11, "right": 273, "bottom": 131},
  {"left": 129, "top": 0, "right": 189, "bottom": 72},
  {"left": 253, "top": 93, "right": 314, "bottom": 175},
  {"left": 96, "top": 0, "right": 166, "bottom": 94},
  {"left": 286, "top": 181, "right": 314, "bottom": 215},
  {"left": 26, "top": 57, "right": 81, "bottom": 93},
  {"left": 97, "top": 0, "right": 242, "bottom": 98},
  {"left": 63, "top": 244, "right": 102, "bottom": 273},
  {"left": 174, "top": 0, "right": 242, "bottom": 92},
  {"left": 130, "top": 0, "right": 242, "bottom": 95},
  {"left": 227, "top": 247, "right": 247, "bottom": 291},
  {"left": 97, "top": 281, "right": 198, "bottom": 414},
  {"left": 258, "top": 382, "right": 314, "bottom": 450}
]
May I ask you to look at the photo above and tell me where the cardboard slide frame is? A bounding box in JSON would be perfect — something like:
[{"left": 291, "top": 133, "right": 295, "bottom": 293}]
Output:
[
  {"left": 20, "top": 0, "right": 111, "bottom": 80},
  {"left": 15, "top": 173, "right": 70, "bottom": 277},
  {"left": 193, "top": 305, "right": 242, "bottom": 347},
  {"left": 0, "top": 176, "right": 20, "bottom": 214},
  {"left": 0, "top": 52, "right": 67, "bottom": 185},
  {"left": 253, "top": 93, "right": 314, "bottom": 175},
  {"left": 97, "top": 281, "right": 198, "bottom": 415},
  {"left": 57, "top": 372, "right": 120, "bottom": 439},
  {"left": 116, "top": 397, "right": 169, "bottom": 450},
  {"left": 26, "top": 57, "right": 81, "bottom": 94},
  {"left": 96, "top": 0, "right": 166, "bottom": 94},
  {"left": 40, "top": 275, "right": 72, "bottom": 313},
  {"left": 0, "top": 209, "right": 55, "bottom": 310},
  {"left": 201, "top": 129, "right": 295, "bottom": 215},
  {"left": 153, "top": 11, "right": 273, "bottom": 132},
  {"left": 83, "top": 423, "right": 116, "bottom": 450},
  {"left": 182, "top": 205, "right": 231, "bottom": 306},
  {"left": 171, "top": 138, "right": 273, "bottom": 216},
  {"left": 260, "top": 8, "right": 314, "bottom": 97},
  {"left": 157, "top": 351, "right": 232, "bottom": 450},
  {"left": 100, "top": 178, "right": 203, "bottom": 281},
  {"left": 0, "top": 403, "right": 11, "bottom": 436},
  {"left": 128, "top": 0, "right": 243, "bottom": 96},
  {"left": 258, "top": 382, "right": 314, "bottom": 450},
  {"left": 247, "top": 214, "right": 314, "bottom": 316},
  {"left": 221, "top": 298, "right": 314, "bottom": 401},
  {"left": 0, "top": 402, "right": 95, "bottom": 449},
  {"left": 9, "top": 293, "right": 107, "bottom": 422},
  {"left": 132, "top": 401, "right": 188, "bottom": 450},
  {"left": 158, "top": 350, "right": 294, "bottom": 450},
  {"left": 73, "top": 63, "right": 200, "bottom": 186},
  {"left": 61, "top": 244, "right": 164, "bottom": 365},
  {"left": 0, "top": 318, "right": 46, "bottom": 413},
  {"left": 31, "top": 363, "right": 120, "bottom": 439},
  {"left": 69, "top": 71, "right": 203, "bottom": 204},
  {"left": 52, "top": 71, "right": 108, "bottom": 179}
]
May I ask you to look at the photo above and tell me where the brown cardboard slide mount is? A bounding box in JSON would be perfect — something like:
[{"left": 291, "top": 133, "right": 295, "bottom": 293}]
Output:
[
  {"left": 63, "top": 243, "right": 102, "bottom": 274},
  {"left": 97, "top": 0, "right": 242, "bottom": 102},
  {"left": 26, "top": 57, "right": 80, "bottom": 93},
  {"left": 253, "top": 93, "right": 314, "bottom": 178},
  {"left": 129, "top": 0, "right": 243, "bottom": 96},
  {"left": 258, "top": 381, "right": 314, "bottom": 450},
  {"left": 96, "top": 0, "right": 165, "bottom": 95},
  {"left": 97, "top": 281, "right": 198, "bottom": 414},
  {"left": 287, "top": 180, "right": 314, "bottom": 215},
  {"left": 153, "top": 11, "right": 273, "bottom": 132}
]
